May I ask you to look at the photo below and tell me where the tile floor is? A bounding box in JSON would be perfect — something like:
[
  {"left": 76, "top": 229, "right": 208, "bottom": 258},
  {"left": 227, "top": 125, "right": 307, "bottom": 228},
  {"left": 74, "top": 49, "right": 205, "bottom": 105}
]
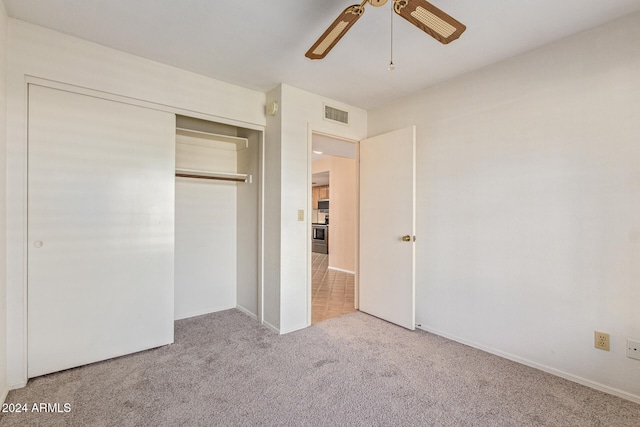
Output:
[{"left": 311, "top": 252, "right": 357, "bottom": 324}]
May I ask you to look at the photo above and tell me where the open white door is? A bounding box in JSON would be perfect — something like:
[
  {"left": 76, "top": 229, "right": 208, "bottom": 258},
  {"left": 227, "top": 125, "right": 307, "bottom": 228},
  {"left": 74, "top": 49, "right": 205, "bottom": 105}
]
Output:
[
  {"left": 27, "top": 85, "right": 175, "bottom": 377},
  {"left": 359, "top": 126, "right": 416, "bottom": 330}
]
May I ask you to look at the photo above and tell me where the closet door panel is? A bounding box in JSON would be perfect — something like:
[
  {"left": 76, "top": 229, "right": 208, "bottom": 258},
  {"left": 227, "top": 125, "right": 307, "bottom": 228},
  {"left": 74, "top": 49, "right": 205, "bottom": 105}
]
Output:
[{"left": 27, "top": 85, "right": 175, "bottom": 377}]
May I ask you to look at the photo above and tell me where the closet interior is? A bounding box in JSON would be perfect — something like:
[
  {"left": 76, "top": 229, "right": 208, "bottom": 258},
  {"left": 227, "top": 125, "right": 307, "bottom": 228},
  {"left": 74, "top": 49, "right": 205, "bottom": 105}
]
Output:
[{"left": 174, "top": 115, "right": 261, "bottom": 321}]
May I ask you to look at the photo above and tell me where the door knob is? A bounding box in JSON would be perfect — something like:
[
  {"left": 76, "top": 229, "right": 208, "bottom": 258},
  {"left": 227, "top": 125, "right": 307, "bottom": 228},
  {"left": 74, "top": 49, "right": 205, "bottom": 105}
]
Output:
[
  {"left": 401, "top": 235, "right": 411, "bottom": 242},
  {"left": 33, "top": 241, "right": 44, "bottom": 248}
]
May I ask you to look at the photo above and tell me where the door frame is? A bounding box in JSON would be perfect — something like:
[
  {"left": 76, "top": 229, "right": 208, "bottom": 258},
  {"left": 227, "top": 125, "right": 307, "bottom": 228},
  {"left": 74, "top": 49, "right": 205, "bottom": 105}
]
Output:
[{"left": 306, "top": 127, "right": 361, "bottom": 326}]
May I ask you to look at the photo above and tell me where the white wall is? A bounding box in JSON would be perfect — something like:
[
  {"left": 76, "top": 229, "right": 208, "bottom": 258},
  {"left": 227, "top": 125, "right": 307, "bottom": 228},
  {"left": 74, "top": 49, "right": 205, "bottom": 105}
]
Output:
[
  {"left": 264, "top": 84, "right": 366, "bottom": 333},
  {"left": 263, "top": 86, "right": 283, "bottom": 332},
  {"left": 368, "top": 12, "right": 640, "bottom": 401},
  {"left": 175, "top": 179, "right": 238, "bottom": 319},
  {"left": 5, "top": 19, "right": 265, "bottom": 389},
  {"left": 236, "top": 129, "right": 262, "bottom": 318},
  {"left": 0, "top": 0, "right": 8, "bottom": 404},
  {"left": 174, "top": 134, "right": 239, "bottom": 320}
]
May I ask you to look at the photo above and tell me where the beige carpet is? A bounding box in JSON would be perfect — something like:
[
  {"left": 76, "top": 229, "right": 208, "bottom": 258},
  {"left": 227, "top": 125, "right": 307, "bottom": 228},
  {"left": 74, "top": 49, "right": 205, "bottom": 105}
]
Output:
[{"left": 1, "top": 310, "right": 639, "bottom": 426}]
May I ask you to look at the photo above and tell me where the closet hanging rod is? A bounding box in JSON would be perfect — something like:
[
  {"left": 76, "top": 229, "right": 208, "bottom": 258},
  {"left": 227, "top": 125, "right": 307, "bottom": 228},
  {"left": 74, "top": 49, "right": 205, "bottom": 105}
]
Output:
[
  {"left": 175, "top": 168, "right": 250, "bottom": 183},
  {"left": 175, "top": 173, "right": 246, "bottom": 182}
]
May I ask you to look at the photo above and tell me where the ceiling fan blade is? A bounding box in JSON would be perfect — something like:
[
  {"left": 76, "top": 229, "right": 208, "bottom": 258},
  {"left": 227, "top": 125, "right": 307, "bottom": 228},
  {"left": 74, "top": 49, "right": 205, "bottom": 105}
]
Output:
[
  {"left": 305, "top": 4, "right": 366, "bottom": 60},
  {"left": 394, "top": 0, "right": 466, "bottom": 44}
]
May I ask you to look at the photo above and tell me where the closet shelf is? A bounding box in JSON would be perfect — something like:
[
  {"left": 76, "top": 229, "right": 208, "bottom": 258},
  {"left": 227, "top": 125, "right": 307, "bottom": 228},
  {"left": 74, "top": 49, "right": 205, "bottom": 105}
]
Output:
[
  {"left": 175, "top": 168, "right": 250, "bottom": 183},
  {"left": 176, "top": 127, "right": 248, "bottom": 150}
]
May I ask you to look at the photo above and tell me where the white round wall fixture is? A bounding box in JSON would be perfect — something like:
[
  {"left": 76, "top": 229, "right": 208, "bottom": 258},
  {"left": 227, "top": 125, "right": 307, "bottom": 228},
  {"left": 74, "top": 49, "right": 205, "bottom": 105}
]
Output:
[{"left": 267, "top": 101, "right": 279, "bottom": 116}]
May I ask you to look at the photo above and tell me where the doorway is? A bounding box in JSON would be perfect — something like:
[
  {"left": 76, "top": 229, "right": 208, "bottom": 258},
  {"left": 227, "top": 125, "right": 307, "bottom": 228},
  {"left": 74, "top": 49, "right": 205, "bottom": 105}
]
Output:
[{"left": 309, "top": 132, "right": 358, "bottom": 324}]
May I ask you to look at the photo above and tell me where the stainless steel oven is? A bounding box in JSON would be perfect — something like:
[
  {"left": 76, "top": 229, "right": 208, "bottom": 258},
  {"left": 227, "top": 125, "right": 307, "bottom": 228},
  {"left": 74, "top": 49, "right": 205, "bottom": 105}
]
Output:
[{"left": 312, "top": 224, "right": 328, "bottom": 254}]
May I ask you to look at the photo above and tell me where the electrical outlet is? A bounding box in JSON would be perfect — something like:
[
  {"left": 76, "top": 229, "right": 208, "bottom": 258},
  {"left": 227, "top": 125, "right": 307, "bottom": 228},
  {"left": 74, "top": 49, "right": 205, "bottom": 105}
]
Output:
[
  {"left": 628, "top": 339, "right": 640, "bottom": 361},
  {"left": 594, "top": 331, "right": 610, "bottom": 351}
]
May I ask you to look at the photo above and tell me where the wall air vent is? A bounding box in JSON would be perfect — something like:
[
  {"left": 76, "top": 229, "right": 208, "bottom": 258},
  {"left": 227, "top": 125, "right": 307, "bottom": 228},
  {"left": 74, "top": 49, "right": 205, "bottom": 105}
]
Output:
[{"left": 324, "top": 104, "right": 349, "bottom": 125}]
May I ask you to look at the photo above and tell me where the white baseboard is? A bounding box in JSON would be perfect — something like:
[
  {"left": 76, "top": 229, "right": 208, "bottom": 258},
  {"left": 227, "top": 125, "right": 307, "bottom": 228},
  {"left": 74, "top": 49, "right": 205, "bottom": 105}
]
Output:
[
  {"left": 262, "top": 320, "right": 280, "bottom": 334},
  {"left": 417, "top": 324, "right": 640, "bottom": 404},
  {"left": 280, "top": 322, "right": 310, "bottom": 335},
  {"left": 235, "top": 305, "right": 257, "bottom": 320},
  {"left": 328, "top": 266, "right": 355, "bottom": 274},
  {"left": 174, "top": 305, "right": 236, "bottom": 321},
  {"left": 261, "top": 318, "right": 310, "bottom": 335},
  {"left": 9, "top": 380, "right": 27, "bottom": 391}
]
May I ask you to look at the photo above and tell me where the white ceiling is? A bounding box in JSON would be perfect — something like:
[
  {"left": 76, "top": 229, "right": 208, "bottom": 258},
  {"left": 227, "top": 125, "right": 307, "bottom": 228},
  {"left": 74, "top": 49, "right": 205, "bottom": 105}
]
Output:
[
  {"left": 312, "top": 133, "right": 357, "bottom": 161},
  {"left": 4, "top": 0, "right": 640, "bottom": 109}
]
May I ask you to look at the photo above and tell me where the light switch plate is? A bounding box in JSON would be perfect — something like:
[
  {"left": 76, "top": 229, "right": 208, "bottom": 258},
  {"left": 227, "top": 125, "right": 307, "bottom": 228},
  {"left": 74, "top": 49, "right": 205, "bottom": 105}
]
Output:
[{"left": 298, "top": 210, "right": 304, "bottom": 221}]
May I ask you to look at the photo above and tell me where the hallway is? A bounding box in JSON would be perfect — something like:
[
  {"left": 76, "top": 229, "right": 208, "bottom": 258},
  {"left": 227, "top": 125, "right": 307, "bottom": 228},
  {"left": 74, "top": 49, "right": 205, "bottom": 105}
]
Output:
[{"left": 311, "top": 253, "right": 357, "bottom": 324}]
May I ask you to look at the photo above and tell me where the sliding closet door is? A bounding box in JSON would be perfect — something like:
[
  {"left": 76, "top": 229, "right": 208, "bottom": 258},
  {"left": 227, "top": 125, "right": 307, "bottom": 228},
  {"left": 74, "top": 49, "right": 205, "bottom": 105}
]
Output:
[{"left": 27, "top": 85, "right": 175, "bottom": 377}]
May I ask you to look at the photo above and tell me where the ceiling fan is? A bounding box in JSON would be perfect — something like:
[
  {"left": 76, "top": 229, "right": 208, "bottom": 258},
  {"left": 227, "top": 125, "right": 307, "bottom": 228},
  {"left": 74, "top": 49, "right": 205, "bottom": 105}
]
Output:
[{"left": 305, "top": 0, "right": 466, "bottom": 60}]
